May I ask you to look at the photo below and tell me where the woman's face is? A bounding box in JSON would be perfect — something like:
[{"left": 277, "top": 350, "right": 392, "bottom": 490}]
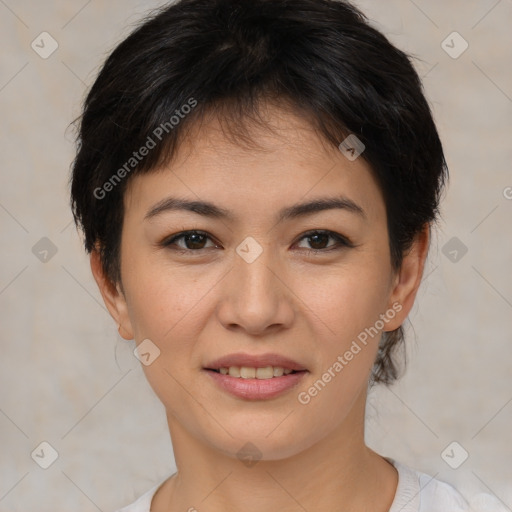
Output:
[{"left": 94, "top": 105, "right": 423, "bottom": 460}]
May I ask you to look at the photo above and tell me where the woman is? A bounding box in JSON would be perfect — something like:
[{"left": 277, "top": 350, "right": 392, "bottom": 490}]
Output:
[{"left": 69, "top": 0, "right": 483, "bottom": 510}]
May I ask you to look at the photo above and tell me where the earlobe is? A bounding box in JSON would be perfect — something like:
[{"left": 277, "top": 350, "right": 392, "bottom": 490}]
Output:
[
  {"left": 90, "top": 249, "right": 134, "bottom": 340},
  {"left": 117, "top": 323, "right": 133, "bottom": 340},
  {"left": 384, "top": 225, "right": 430, "bottom": 331}
]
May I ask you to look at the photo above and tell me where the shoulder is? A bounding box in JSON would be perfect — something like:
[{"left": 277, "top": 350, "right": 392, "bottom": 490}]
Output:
[
  {"left": 417, "top": 473, "right": 511, "bottom": 512},
  {"left": 387, "top": 457, "right": 469, "bottom": 512},
  {"left": 416, "top": 470, "right": 469, "bottom": 511}
]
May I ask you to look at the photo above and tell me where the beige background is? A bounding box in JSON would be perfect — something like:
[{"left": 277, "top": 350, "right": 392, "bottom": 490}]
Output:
[{"left": 0, "top": 1, "right": 511, "bottom": 511}]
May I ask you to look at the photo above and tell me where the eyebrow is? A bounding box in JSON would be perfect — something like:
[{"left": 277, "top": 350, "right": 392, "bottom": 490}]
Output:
[{"left": 144, "top": 195, "right": 366, "bottom": 223}]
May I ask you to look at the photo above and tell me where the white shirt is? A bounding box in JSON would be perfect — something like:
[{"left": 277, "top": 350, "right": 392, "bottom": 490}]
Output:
[{"left": 114, "top": 458, "right": 505, "bottom": 511}]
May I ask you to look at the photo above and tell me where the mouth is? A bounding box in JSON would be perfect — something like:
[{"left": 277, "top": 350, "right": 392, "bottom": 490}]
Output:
[
  {"left": 204, "top": 352, "right": 307, "bottom": 377},
  {"left": 205, "top": 366, "right": 304, "bottom": 379},
  {"left": 203, "top": 353, "right": 309, "bottom": 400}
]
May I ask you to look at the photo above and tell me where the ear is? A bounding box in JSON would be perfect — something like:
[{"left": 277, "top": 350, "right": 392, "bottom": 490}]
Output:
[
  {"left": 90, "top": 248, "right": 134, "bottom": 340},
  {"left": 384, "top": 224, "right": 430, "bottom": 331}
]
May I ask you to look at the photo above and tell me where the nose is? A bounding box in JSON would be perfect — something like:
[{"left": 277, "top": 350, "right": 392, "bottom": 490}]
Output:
[{"left": 216, "top": 242, "right": 295, "bottom": 336}]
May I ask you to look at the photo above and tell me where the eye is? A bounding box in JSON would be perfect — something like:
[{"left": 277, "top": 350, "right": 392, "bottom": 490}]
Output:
[
  {"left": 160, "top": 229, "right": 354, "bottom": 254},
  {"left": 295, "top": 230, "right": 354, "bottom": 253},
  {"left": 161, "top": 230, "right": 219, "bottom": 252}
]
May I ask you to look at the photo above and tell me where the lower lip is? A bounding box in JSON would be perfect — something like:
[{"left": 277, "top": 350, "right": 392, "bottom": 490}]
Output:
[{"left": 204, "top": 369, "right": 308, "bottom": 400}]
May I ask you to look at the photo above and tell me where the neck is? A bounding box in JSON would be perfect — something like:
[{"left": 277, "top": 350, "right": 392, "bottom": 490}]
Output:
[{"left": 153, "top": 389, "right": 398, "bottom": 512}]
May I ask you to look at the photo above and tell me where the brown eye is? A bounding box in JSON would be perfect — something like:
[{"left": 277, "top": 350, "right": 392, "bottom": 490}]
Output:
[
  {"left": 162, "top": 231, "right": 218, "bottom": 251},
  {"left": 296, "top": 230, "right": 353, "bottom": 252},
  {"left": 161, "top": 229, "right": 353, "bottom": 255},
  {"left": 307, "top": 232, "right": 331, "bottom": 250}
]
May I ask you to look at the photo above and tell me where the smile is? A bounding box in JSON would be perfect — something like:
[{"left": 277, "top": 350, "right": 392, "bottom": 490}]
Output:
[
  {"left": 211, "top": 365, "right": 297, "bottom": 379},
  {"left": 204, "top": 367, "right": 308, "bottom": 400}
]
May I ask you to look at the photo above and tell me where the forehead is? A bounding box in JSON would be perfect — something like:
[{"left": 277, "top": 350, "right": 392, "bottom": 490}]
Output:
[{"left": 123, "top": 104, "right": 385, "bottom": 225}]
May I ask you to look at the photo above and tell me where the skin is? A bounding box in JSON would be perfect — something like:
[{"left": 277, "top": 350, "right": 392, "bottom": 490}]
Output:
[{"left": 91, "top": 102, "right": 429, "bottom": 512}]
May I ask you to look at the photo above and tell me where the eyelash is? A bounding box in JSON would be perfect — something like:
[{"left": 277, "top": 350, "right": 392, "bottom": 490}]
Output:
[{"left": 160, "top": 229, "right": 354, "bottom": 255}]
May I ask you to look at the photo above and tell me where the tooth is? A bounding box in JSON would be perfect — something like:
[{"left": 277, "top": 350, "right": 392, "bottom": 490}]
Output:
[
  {"left": 220, "top": 366, "right": 299, "bottom": 378},
  {"left": 256, "top": 366, "right": 274, "bottom": 379},
  {"left": 273, "top": 367, "right": 284, "bottom": 377},
  {"left": 240, "top": 366, "right": 256, "bottom": 378},
  {"left": 228, "top": 366, "right": 241, "bottom": 377}
]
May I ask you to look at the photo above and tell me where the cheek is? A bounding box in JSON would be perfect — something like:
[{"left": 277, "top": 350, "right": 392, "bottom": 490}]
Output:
[
  {"left": 122, "top": 259, "right": 225, "bottom": 390},
  {"left": 125, "top": 241, "right": 392, "bottom": 377},
  {"left": 287, "top": 269, "right": 390, "bottom": 437},
  {"left": 291, "top": 251, "right": 392, "bottom": 388},
  {"left": 123, "top": 255, "right": 217, "bottom": 340},
  {"left": 295, "top": 256, "right": 392, "bottom": 343}
]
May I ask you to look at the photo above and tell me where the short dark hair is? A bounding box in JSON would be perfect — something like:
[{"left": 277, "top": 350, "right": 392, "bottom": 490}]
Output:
[{"left": 69, "top": 0, "right": 448, "bottom": 385}]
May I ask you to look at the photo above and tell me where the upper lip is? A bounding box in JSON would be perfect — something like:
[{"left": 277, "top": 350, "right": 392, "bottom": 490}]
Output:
[{"left": 204, "top": 353, "right": 307, "bottom": 371}]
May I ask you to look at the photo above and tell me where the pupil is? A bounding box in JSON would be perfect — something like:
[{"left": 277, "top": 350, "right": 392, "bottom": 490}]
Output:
[
  {"left": 310, "top": 233, "right": 328, "bottom": 249},
  {"left": 187, "top": 233, "right": 205, "bottom": 249}
]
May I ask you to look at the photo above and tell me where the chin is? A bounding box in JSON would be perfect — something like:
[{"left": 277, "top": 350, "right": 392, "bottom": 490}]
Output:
[
  {"left": 202, "top": 417, "right": 324, "bottom": 462},
  {"left": 215, "top": 435, "right": 310, "bottom": 463}
]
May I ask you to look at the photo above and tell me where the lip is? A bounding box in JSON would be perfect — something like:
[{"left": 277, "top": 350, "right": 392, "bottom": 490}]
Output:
[
  {"left": 204, "top": 368, "right": 308, "bottom": 400},
  {"left": 204, "top": 352, "right": 307, "bottom": 371},
  {"left": 203, "top": 352, "right": 308, "bottom": 401}
]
